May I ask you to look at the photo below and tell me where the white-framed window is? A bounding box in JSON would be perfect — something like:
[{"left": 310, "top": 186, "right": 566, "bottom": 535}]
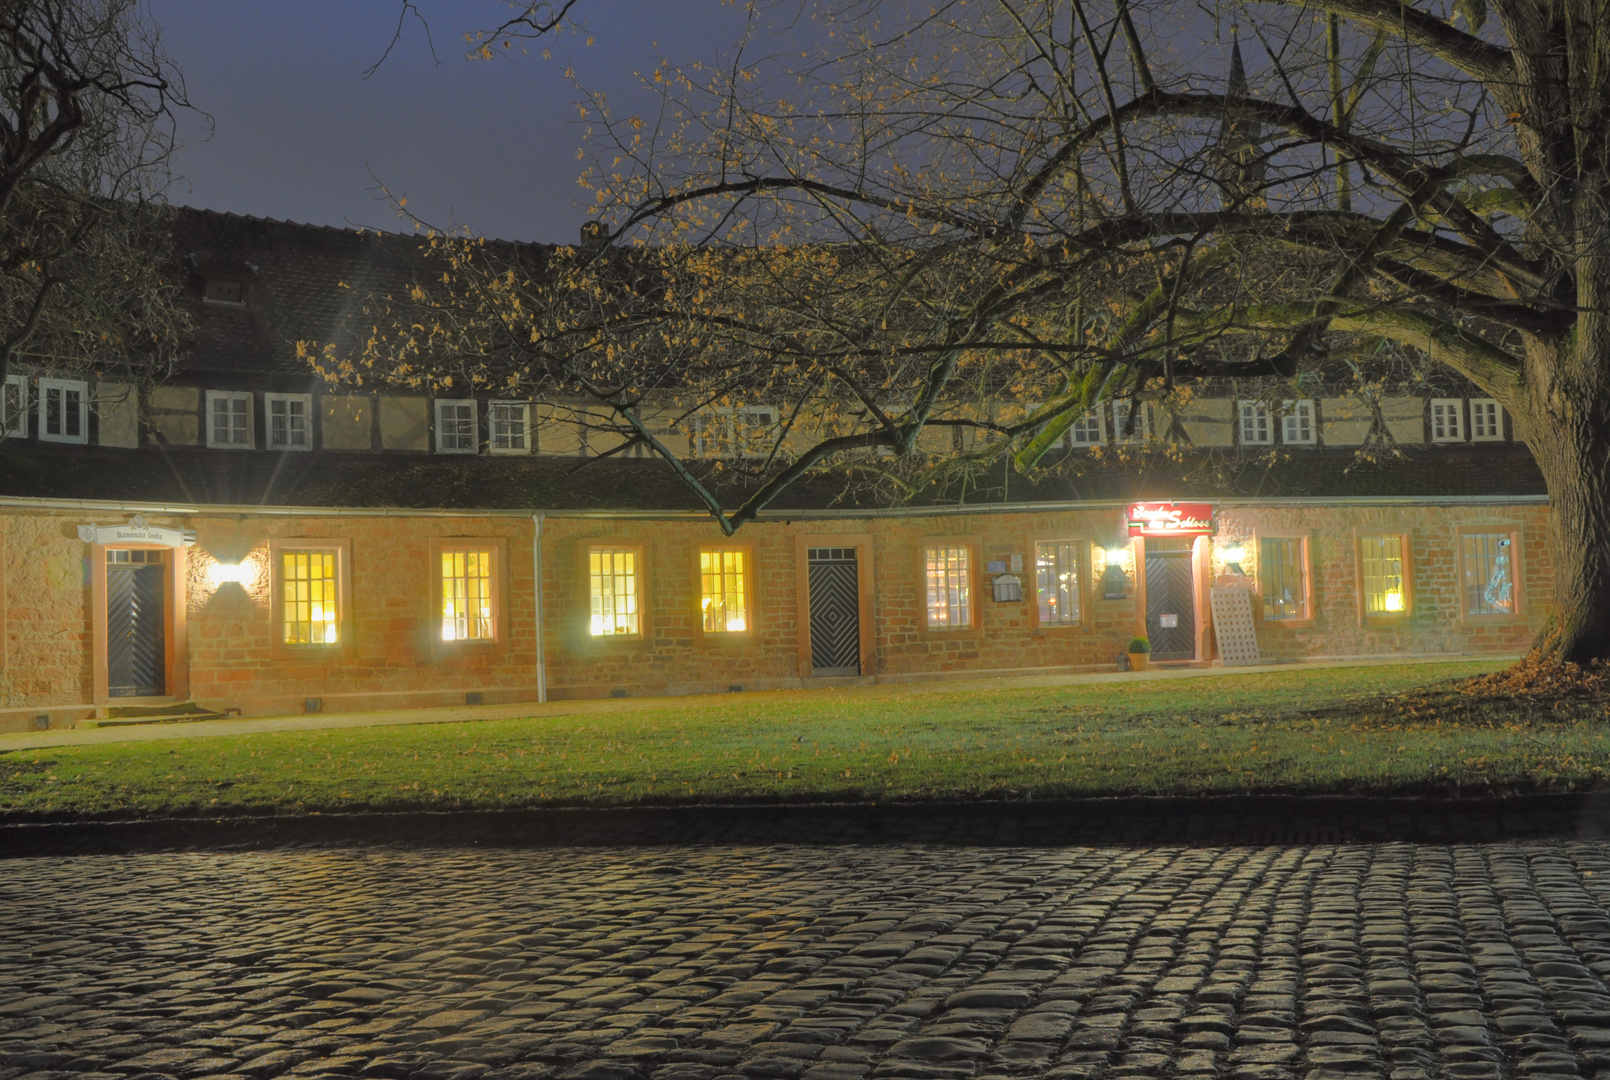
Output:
[
  {"left": 588, "top": 545, "right": 642, "bottom": 637},
  {"left": 1259, "top": 536, "right": 1309, "bottom": 619},
  {"left": 2, "top": 373, "right": 25, "bottom": 436},
  {"left": 1281, "top": 399, "right": 1316, "bottom": 445},
  {"left": 38, "top": 377, "right": 88, "bottom": 444},
  {"left": 738, "top": 404, "right": 778, "bottom": 458},
  {"left": 206, "top": 390, "right": 253, "bottom": 449},
  {"left": 265, "top": 393, "right": 312, "bottom": 450},
  {"left": 1067, "top": 409, "right": 1104, "bottom": 447},
  {"left": 1461, "top": 532, "right": 1517, "bottom": 617},
  {"left": 924, "top": 544, "right": 973, "bottom": 629},
  {"left": 1035, "top": 540, "right": 1082, "bottom": 625},
  {"left": 489, "top": 401, "right": 531, "bottom": 454},
  {"left": 1238, "top": 400, "right": 1272, "bottom": 445},
  {"left": 1112, "top": 400, "right": 1149, "bottom": 442},
  {"left": 1470, "top": 398, "right": 1504, "bottom": 441},
  {"left": 1430, "top": 398, "right": 1464, "bottom": 442},
  {"left": 690, "top": 407, "right": 735, "bottom": 458},
  {"left": 435, "top": 399, "right": 477, "bottom": 453}
]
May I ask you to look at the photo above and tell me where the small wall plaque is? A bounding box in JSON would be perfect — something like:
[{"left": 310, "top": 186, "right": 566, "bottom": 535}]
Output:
[{"left": 992, "top": 573, "right": 1023, "bottom": 603}]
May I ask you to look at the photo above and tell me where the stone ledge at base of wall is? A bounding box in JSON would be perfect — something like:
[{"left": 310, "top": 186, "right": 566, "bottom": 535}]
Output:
[
  {"left": 4, "top": 791, "right": 1609, "bottom": 855},
  {"left": 0, "top": 706, "right": 97, "bottom": 736},
  {"left": 0, "top": 651, "right": 1520, "bottom": 732}
]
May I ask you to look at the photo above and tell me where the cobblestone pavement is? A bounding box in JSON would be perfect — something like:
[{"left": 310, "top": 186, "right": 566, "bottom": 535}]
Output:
[{"left": 8, "top": 844, "right": 1610, "bottom": 1080}]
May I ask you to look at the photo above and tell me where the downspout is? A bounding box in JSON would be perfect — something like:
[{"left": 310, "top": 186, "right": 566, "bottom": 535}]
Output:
[{"left": 532, "top": 511, "right": 547, "bottom": 704}]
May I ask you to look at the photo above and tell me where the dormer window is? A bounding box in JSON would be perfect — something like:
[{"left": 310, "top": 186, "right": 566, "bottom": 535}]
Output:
[{"left": 204, "top": 278, "right": 245, "bottom": 305}]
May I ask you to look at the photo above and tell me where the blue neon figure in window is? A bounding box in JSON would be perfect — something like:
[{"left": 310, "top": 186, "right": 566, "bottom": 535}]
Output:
[{"left": 1483, "top": 538, "right": 1513, "bottom": 613}]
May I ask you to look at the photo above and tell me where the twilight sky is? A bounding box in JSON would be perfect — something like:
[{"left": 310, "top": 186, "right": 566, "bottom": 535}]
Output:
[{"left": 147, "top": 1, "right": 752, "bottom": 244}]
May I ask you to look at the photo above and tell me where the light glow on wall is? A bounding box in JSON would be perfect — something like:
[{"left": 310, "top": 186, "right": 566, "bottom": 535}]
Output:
[{"left": 207, "top": 560, "right": 257, "bottom": 590}]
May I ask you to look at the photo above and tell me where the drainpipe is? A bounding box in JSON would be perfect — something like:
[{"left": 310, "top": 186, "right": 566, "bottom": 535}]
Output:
[{"left": 532, "top": 511, "right": 547, "bottom": 704}]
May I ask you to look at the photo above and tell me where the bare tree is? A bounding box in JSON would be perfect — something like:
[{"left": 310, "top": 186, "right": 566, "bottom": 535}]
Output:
[
  {"left": 342, "top": 0, "right": 1610, "bottom": 663},
  {"left": 0, "top": 0, "right": 191, "bottom": 436}
]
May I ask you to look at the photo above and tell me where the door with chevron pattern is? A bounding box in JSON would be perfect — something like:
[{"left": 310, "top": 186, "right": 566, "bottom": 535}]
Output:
[
  {"left": 807, "top": 547, "right": 861, "bottom": 676},
  {"left": 106, "top": 550, "right": 166, "bottom": 698}
]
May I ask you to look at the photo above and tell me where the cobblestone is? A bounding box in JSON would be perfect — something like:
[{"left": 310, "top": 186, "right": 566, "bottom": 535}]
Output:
[{"left": 7, "top": 844, "right": 1610, "bottom": 1079}]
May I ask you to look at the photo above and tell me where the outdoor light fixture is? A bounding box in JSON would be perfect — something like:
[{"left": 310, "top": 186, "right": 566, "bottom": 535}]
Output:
[
  {"left": 1219, "top": 545, "right": 1247, "bottom": 576},
  {"left": 1101, "top": 547, "right": 1132, "bottom": 599},
  {"left": 207, "top": 561, "right": 255, "bottom": 589}
]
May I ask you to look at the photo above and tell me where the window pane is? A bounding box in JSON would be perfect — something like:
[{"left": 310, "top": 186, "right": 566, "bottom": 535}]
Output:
[
  {"left": 1240, "top": 402, "right": 1269, "bottom": 444},
  {"left": 45, "top": 386, "right": 61, "bottom": 435},
  {"left": 1472, "top": 400, "right": 1501, "bottom": 439},
  {"left": 282, "top": 550, "right": 339, "bottom": 645},
  {"left": 1035, "top": 541, "right": 1080, "bottom": 625},
  {"left": 1463, "top": 533, "right": 1515, "bottom": 615},
  {"left": 1069, "top": 411, "right": 1102, "bottom": 445},
  {"left": 440, "top": 403, "right": 475, "bottom": 450},
  {"left": 491, "top": 404, "right": 528, "bottom": 449},
  {"left": 925, "top": 545, "right": 971, "bottom": 627},
  {"left": 699, "top": 548, "right": 749, "bottom": 632},
  {"left": 1361, "top": 535, "right": 1406, "bottom": 615},
  {"left": 589, "top": 547, "right": 639, "bottom": 636},
  {"left": 1259, "top": 537, "right": 1307, "bottom": 619},
  {"left": 270, "top": 398, "right": 308, "bottom": 447},
  {"left": 441, "top": 548, "right": 495, "bottom": 641}
]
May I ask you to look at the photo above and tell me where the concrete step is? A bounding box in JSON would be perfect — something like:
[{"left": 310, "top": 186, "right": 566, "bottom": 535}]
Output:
[{"left": 86, "top": 703, "right": 225, "bottom": 728}]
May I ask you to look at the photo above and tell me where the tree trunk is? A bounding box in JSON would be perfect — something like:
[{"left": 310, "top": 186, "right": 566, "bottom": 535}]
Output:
[{"left": 1524, "top": 397, "right": 1610, "bottom": 663}]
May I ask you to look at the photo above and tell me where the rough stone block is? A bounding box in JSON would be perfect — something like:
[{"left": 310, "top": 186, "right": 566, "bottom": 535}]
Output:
[
  {"left": 379, "top": 396, "right": 428, "bottom": 450},
  {"left": 321, "top": 395, "right": 373, "bottom": 451}
]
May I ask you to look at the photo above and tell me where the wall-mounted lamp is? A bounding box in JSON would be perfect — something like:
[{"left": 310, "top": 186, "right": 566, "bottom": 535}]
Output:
[
  {"left": 1101, "top": 547, "right": 1132, "bottom": 599},
  {"left": 207, "top": 561, "right": 256, "bottom": 589},
  {"left": 1218, "top": 545, "right": 1247, "bottom": 576}
]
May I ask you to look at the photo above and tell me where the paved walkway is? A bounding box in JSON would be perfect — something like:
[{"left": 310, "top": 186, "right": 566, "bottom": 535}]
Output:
[
  {"left": 2, "top": 841, "right": 1609, "bottom": 1080},
  {"left": 0, "top": 655, "right": 1508, "bottom": 753}
]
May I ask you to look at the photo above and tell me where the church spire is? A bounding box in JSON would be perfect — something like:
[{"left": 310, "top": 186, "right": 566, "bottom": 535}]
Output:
[{"left": 1215, "top": 29, "right": 1267, "bottom": 207}]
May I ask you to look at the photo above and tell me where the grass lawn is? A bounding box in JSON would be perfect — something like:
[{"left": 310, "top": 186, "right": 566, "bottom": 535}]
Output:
[{"left": 4, "top": 658, "right": 1610, "bottom": 820}]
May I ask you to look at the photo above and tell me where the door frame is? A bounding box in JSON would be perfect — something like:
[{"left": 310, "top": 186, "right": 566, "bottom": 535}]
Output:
[
  {"left": 1133, "top": 535, "right": 1209, "bottom": 662},
  {"left": 92, "top": 542, "right": 188, "bottom": 706},
  {"left": 794, "top": 533, "right": 875, "bottom": 679}
]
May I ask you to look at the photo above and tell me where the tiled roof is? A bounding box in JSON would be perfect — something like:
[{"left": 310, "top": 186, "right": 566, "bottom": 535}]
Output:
[
  {"left": 173, "top": 207, "right": 547, "bottom": 378},
  {"left": 0, "top": 443, "right": 1547, "bottom": 513}
]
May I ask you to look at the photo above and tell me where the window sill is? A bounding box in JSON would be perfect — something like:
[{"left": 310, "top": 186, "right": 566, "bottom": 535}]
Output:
[
  {"left": 1262, "top": 617, "right": 1315, "bottom": 630},
  {"left": 1458, "top": 612, "right": 1527, "bottom": 626},
  {"left": 1359, "top": 614, "right": 1412, "bottom": 629}
]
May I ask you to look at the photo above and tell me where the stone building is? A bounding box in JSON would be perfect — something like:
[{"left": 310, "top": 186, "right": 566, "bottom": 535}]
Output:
[{"left": 0, "top": 210, "right": 1549, "bottom": 730}]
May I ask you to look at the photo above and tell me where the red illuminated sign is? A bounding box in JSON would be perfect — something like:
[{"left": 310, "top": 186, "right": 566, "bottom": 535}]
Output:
[{"left": 1127, "top": 502, "right": 1215, "bottom": 536}]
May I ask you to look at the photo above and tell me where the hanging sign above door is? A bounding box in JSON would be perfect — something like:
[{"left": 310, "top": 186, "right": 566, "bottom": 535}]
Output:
[
  {"left": 76, "top": 515, "right": 196, "bottom": 548},
  {"left": 1127, "top": 502, "right": 1215, "bottom": 537}
]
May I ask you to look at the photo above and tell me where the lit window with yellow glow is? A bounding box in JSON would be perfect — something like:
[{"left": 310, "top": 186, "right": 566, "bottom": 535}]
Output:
[
  {"left": 1361, "top": 534, "right": 1406, "bottom": 615},
  {"left": 282, "top": 550, "right": 339, "bottom": 645},
  {"left": 925, "top": 545, "right": 972, "bottom": 628},
  {"left": 589, "top": 547, "right": 640, "bottom": 637},
  {"left": 699, "top": 548, "right": 749, "bottom": 633},
  {"left": 1035, "top": 540, "right": 1080, "bottom": 625},
  {"left": 441, "top": 549, "right": 495, "bottom": 642}
]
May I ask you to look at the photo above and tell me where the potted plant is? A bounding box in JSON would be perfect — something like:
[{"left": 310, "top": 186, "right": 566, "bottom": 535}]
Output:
[{"left": 1127, "top": 636, "right": 1152, "bottom": 672}]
